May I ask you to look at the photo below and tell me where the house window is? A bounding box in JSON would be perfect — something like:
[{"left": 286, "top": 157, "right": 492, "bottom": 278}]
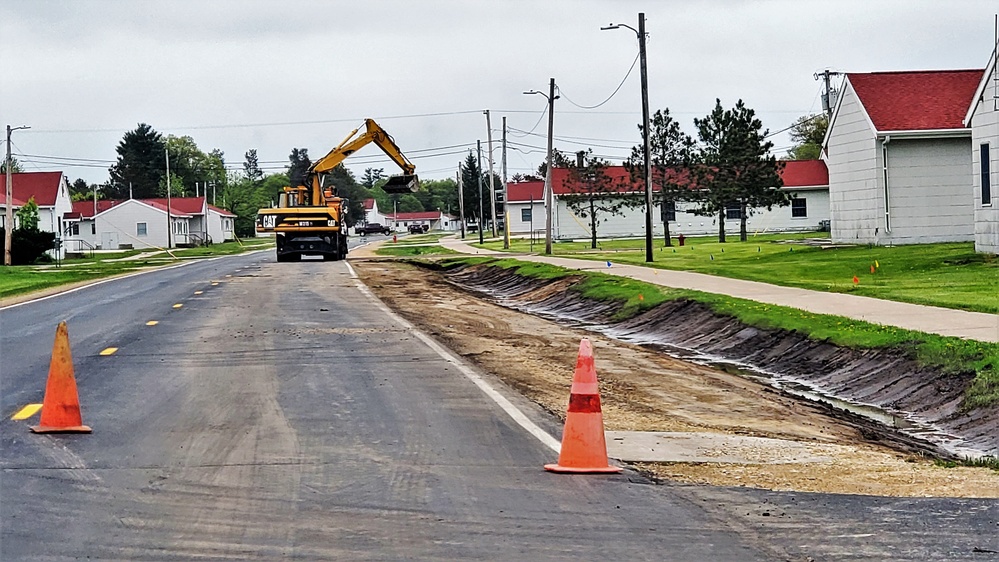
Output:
[
  {"left": 91, "top": 223, "right": 96, "bottom": 235},
  {"left": 661, "top": 200, "right": 676, "bottom": 222},
  {"left": 137, "top": 222, "right": 147, "bottom": 236},
  {"left": 71, "top": 223, "right": 80, "bottom": 236},
  {"left": 725, "top": 204, "right": 742, "bottom": 220},
  {"left": 521, "top": 208, "right": 532, "bottom": 222},
  {"left": 791, "top": 198, "right": 807, "bottom": 218},
  {"left": 982, "top": 143, "right": 992, "bottom": 206}
]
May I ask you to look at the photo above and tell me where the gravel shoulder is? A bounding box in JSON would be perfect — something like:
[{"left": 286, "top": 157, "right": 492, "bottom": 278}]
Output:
[{"left": 352, "top": 259, "right": 998, "bottom": 498}]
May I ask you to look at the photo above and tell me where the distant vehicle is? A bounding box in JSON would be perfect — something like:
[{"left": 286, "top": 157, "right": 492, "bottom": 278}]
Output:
[
  {"left": 408, "top": 224, "right": 429, "bottom": 234},
  {"left": 357, "top": 223, "right": 393, "bottom": 236}
]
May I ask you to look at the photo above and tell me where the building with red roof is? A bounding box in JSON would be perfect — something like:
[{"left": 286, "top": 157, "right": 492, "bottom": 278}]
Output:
[
  {"left": 62, "top": 196, "right": 234, "bottom": 251},
  {"left": 824, "top": 68, "right": 984, "bottom": 245},
  {"left": 965, "top": 50, "right": 998, "bottom": 254},
  {"left": 504, "top": 161, "right": 829, "bottom": 238},
  {"left": 0, "top": 172, "right": 73, "bottom": 246}
]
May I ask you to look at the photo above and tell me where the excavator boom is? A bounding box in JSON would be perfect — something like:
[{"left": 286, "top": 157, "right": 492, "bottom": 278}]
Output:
[{"left": 309, "top": 118, "right": 419, "bottom": 194}]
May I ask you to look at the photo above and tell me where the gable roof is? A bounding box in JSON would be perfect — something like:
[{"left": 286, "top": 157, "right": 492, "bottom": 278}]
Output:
[
  {"left": 0, "top": 171, "right": 64, "bottom": 207},
  {"left": 847, "top": 69, "right": 983, "bottom": 131},
  {"left": 143, "top": 197, "right": 206, "bottom": 215},
  {"left": 780, "top": 160, "right": 828, "bottom": 188},
  {"left": 208, "top": 204, "right": 236, "bottom": 217},
  {"left": 965, "top": 46, "right": 998, "bottom": 125},
  {"left": 389, "top": 210, "right": 444, "bottom": 221},
  {"left": 65, "top": 198, "right": 195, "bottom": 219},
  {"left": 363, "top": 198, "right": 376, "bottom": 211},
  {"left": 506, "top": 181, "right": 545, "bottom": 203}
]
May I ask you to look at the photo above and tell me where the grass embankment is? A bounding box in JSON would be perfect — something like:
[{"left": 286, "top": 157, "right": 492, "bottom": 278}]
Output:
[
  {"left": 375, "top": 234, "right": 458, "bottom": 256},
  {"left": 0, "top": 239, "right": 273, "bottom": 300},
  {"left": 479, "top": 234, "right": 998, "bottom": 314},
  {"left": 441, "top": 257, "right": 999, "bottom": 410}
]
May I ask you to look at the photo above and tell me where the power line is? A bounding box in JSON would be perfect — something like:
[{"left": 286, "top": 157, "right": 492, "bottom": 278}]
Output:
[{"left": 557, "top": 51, "right": 640, "bottom": 110}]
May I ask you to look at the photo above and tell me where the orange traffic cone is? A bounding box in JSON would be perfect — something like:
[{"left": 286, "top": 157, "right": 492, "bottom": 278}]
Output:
[
  {"left": 31, "top": 322, "right": 92, "bottom": 434},
  {"left": 545, "top": 338, "right": 621, "bottom": 473}
]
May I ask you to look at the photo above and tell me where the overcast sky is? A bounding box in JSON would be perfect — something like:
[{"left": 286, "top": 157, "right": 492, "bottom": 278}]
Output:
[{"left": 2, "top": 0, "right": 996, "bottom": 188}]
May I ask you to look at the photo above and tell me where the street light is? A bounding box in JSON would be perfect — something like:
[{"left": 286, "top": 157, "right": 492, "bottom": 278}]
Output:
[
  {"left": 603, "top": 13, "right": 653, "bottom": 262},
  {"left": 524, "top": 78, "right": 558, "bottom": 255},
  {"left": 5, "top": 124, "right": 30, "bottom": 266}
]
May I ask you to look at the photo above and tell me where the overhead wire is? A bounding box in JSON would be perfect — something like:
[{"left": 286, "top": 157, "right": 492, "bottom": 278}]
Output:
[{"left": 557, "top": 51, "right": 641, "bottom": 110}]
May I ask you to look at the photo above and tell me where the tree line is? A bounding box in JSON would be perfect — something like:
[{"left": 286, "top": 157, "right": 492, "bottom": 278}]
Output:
[{"left": 65, "top": 107, "right": 823, "bottom": 240}]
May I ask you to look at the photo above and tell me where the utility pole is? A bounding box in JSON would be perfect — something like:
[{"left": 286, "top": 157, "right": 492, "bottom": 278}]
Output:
[
  {"left": 524, "top": 79, "right": 557, "bottom": 254},
  {"left": 501, "top": 116, "right": 509, "bottom": 249},
  {"left": 544, "top": 78, "right": 556, "bottom": 255},
  {"left": 602, "top": 14, "right": 652, "bottom": 262},
  {"left": 638, "top": 13, "right": 653, "bottom": 262},
  {"left": 165, "top": 149, "right": 172, "bottom": 249},
  {"left": 457, "top": 166, "right": 465, "bottom": 239},
  {"left": 484, "top": 110, "right": 498, "bottom": 238},
  {"left": 5, "top": 124, "right": 30, "bottom": 266},
  {"left": 476, "top": 141, "right": 485, "bottom": 245},
  {"left": 814, "top": 69, "right": 842, "bottom": 118}
]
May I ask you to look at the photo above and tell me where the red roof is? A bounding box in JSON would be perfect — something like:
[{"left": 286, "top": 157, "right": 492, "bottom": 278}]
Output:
[
  {"left": 143, "top": 197, "right": 205, "bottom": 215},
  {"left": 66, "top": 197, "right": 200, "bottom": 219},
  {"left": 506, "top": 181, "right": 545, "bottom": 202},
  {"left": 779, "top": 160, "right": 827, "bottom": 187},
  {"left": 208, "top": 204, "right": 236, "bottom": 217},
  {"left": 847, "top": 70, "right": 983, "bottom": 131},
  {"left": 390, "top": 211, "right": 443, "bottom": 221},
  {"left": 0, "top": 171, "right": 64, "bottom": 207},
  {"left": 363, "top": 198, "right": 376, "bottom": 210}
]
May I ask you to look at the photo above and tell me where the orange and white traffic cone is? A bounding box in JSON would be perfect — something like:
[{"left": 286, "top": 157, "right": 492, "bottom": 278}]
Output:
[
  {"left": 31, "top": 321, "right": 92, "bottom": 434},
  {"left": 545, "top": 338, "right": 620, "bottom": 473}
]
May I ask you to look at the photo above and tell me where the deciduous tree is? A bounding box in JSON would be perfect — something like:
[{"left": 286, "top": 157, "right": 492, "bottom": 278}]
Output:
[
  {"left": 561, "top": 151, "right": 633, "bottom": 249},
  {"left": 785, "top": 114, "right": 828, "bottom": 160}
]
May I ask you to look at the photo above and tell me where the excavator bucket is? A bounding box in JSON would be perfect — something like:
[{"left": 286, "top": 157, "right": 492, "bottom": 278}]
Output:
[{"left": 382, "top": 174, "right": 420, "bottom": 194}]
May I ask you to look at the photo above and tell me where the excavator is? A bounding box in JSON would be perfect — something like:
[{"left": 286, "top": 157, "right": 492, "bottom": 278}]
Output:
[{"left": 256, "top": 119, "right": 419, "bottom": 262}]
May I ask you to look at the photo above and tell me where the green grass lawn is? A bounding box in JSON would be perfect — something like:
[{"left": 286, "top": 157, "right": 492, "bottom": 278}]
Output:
[
  {"left": 443, "top": 257, "right": 999, "bottom": 409},
  {"left": 479, "top": 233, "right": 998, "bottom": 314},
  {"left": 389, "top": 232, "right": 453, "bottom": 246}
]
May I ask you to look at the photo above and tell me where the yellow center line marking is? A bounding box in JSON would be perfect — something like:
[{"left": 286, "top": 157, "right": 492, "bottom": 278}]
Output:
[
  {"left": 194, "top": 290, "right": 203, "bottom": 295},
  {"left": 146, "top": 320, "right": 159, "bottom": 326},
  {"left": 173, "top": 303, "right": 183, "bottom": 309},
  {"left": 11, "top": 403, "right": 42, "bottom": 420},
  {"left": 225, "top": 274, "right": 232, "bottom": 278},
  {"left": 211, "top": 282, "right": 219, "bottom": 286},
  {"left": 100, "top": 347, "right": 118, "bottom": 356}
]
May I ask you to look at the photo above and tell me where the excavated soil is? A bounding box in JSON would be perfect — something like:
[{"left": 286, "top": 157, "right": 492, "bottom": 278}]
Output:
[{"left": 352, "top": 259, "right": 999, "bottom": 498}]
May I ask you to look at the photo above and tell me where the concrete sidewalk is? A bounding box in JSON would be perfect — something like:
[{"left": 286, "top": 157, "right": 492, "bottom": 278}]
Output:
[{"left": 437, "top": 236, "right": 998, "bottom": 343}]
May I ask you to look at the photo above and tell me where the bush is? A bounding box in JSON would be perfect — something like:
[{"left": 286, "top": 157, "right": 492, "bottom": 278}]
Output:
[{"left": 0, "top": 227, "right": 58, "bottom": 265}]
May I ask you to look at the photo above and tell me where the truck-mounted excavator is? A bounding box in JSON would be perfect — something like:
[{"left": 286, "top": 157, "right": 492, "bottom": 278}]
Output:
[{"left": 256, "top": 119, "right": 419, "bottom": 262}]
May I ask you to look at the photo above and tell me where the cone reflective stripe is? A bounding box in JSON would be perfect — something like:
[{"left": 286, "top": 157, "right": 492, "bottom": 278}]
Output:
[
  {"left": 545, "top": 339, "right": 620, "bottom": 474},
  {"left": 31, "top": 322, "right": 91, "bottom": 434}
]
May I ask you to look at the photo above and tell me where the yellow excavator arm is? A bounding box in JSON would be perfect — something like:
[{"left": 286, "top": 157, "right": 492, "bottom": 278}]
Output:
[{"left": 308, "top": 119, "right": 419, "bottom": 194}]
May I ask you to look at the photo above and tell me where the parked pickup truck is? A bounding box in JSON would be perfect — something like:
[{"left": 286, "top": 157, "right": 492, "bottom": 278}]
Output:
[{"left": 356, "top": 223, "right": 392, "bottom": 236}]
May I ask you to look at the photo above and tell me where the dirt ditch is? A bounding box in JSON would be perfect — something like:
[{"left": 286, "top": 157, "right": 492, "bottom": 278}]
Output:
[{"left": 352, "top": 259, "right": 999, "bottom": 497}]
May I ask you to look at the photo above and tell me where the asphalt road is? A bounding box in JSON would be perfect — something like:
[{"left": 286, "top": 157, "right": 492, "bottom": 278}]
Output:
[{"left": 1, "top": 243, "right": 996, "bottom": 561}]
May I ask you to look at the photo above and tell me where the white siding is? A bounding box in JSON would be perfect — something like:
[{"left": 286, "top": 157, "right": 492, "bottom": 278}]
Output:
[
  {"left": 970, "top": 63, "right": 999, "bottom": 254},
  {"left": 880, "top": 138, "right": 973, "bottom": 244},
  {"left": 549, "top": 188, "right": 829, "bottom": 240},
  {"left": 507, "top": 201, "right": 546, "bottom": 235},
  {"left": 97, "top": 200, "right": 170, "bottom": 249},
  {"left": 825, "top": 82, "right": 880, "bottom": 243}
]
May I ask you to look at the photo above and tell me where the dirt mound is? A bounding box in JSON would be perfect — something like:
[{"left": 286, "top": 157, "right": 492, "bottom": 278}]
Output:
[{"left": 446, "top": 263, "right": 998, "bottom": 458}]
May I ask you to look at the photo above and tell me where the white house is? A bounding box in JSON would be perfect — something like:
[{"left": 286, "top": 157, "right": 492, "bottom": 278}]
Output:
[
  {"left": 387, "top": 210, "right": 459, "bottom": 232},
  {"left": 360, "top": 198, "right": 391, "bottom": 228},
  {"left": 0, "top": 171, "right": 73, "bottom": 258},
  {"left": 965, "top": 47, "right": 999, "bottom": 254},
  {"left": 823, "top": 69, "right": 982, "bottom": 245},
  {"left": 504, "top": 162, "right": 830, "bottom": 241},
  {"left": 63, "top": 196, "right": 232, "bottom": 251}
]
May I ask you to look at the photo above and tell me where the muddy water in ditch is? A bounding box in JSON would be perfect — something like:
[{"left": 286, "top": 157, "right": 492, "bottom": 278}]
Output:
[{"left": 469, "top": 281, "right": 989, "bottom": 460}]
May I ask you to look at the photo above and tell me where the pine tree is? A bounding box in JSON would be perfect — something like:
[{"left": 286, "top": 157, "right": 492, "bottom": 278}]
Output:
[
  {"left": 691, "top": 99, "right": 787, "bottom": 242},
  {"left": 108, "top": 123, "right": 166, "bottom": 199},
  {"left": 287, "top": 148, "right": 311, "bottom": 188}
]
